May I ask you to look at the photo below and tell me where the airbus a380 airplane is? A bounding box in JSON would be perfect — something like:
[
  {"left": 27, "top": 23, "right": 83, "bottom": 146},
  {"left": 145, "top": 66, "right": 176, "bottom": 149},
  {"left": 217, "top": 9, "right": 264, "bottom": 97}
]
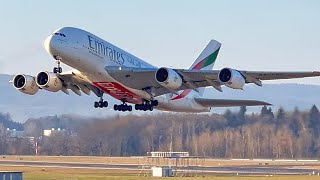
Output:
[{"left": 11, "top": 27, "right": 320, "bottom": 112}]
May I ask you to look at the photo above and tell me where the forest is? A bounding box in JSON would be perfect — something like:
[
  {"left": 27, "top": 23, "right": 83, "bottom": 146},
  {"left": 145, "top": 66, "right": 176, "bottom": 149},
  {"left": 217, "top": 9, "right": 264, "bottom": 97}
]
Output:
[{"left": 1, "top": 105, "right": 320, "bottom": 158}]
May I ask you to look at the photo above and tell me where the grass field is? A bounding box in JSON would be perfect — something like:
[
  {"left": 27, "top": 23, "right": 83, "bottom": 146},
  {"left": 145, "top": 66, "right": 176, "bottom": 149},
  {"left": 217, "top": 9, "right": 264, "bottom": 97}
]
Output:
[{"left": 2, "top": 166, "right": 320, "bottom": 180}]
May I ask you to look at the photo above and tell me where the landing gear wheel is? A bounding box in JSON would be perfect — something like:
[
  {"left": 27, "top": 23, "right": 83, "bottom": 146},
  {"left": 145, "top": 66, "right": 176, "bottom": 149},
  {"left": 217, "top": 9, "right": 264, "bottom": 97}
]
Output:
[
  {"left": 94, "top": 102, "right": 99, "bottom": 108},
  {"left": 121, "top": 105, "right": 126, "bottom": 112},
  {"left": 151, "top": 100, "right": 158, "bottom": 106},
  {"left": 103, "top": 101, "right": 108, "bottom": 107},
  {"left": 114, "top": 105, "right": 118, "bottom": 111},
  {"left": 99, "top": 101, "right": 104, "bottom": 108}
]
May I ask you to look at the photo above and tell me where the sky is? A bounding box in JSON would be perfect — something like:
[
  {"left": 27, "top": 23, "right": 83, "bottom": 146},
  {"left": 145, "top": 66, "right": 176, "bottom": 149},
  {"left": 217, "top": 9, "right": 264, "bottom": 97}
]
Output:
[{"left": 1, "top": 0, "right": 320, "bottom": 84}]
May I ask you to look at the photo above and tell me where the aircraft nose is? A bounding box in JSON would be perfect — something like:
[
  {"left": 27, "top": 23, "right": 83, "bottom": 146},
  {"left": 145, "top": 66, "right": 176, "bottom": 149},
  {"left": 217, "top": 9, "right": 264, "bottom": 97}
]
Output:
[{"left": 44, "top": 35, "right": 54, "bottom": 54}]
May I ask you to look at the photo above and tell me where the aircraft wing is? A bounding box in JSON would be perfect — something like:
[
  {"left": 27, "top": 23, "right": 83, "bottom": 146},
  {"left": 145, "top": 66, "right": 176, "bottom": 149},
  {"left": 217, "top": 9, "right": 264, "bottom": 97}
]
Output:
[
  {"left": 56, "top": 70, "right": 102, "bottom": 97},
  {"left": 240, "top": 71, "right": 320, "bottom": 80},
  {"left": 194, "top": 98, "right": 271, "bottom": 107},
  {"left": 105, "top": 66, "right": 320, "bottom": 96}
]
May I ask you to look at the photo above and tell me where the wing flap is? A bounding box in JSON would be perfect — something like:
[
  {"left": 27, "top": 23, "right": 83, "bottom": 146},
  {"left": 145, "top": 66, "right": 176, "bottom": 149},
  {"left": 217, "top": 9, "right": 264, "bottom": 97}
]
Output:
[
  {"left": 57, "top": 70, "right": 102, "bottom": 97},
  {"left": 194, "top": 98, "right": 271, "bottom": 107}
]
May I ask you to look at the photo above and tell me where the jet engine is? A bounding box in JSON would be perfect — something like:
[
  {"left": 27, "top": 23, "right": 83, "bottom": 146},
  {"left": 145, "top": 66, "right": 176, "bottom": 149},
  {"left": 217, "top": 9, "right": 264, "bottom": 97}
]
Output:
[
  {"left": 12, "top": 74, "right": 39, "bottom": 95},
  {"left": 155, "top": 67, "right": 182, "bottom": 90},
  {"left": 218, "top": 68, "right": 245, "bottom": 89},
  {"left": 36, "top": 71, "right": 63, "bottom": 92}
]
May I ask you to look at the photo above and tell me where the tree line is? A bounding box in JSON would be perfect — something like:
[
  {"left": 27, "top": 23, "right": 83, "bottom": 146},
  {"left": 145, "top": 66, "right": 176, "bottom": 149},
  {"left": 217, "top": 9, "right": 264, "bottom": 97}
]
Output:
[{"left": 1, "top": 105, "right": 320, "bottom": 158}]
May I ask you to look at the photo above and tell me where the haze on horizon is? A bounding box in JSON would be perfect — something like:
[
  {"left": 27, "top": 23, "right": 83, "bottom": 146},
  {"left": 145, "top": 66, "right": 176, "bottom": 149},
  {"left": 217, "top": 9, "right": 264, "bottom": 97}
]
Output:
[{"left": 0, "top": 0, "right": 320, "bottom": 85}]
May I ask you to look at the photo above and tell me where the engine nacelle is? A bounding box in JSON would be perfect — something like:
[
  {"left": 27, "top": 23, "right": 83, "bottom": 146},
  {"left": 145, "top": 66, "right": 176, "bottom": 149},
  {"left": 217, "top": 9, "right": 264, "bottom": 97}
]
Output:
[
  {"left": 218, "top": 68, "right": 245, "bottom": 89},
  {"left": 36, "top": 71, "right": 63, "bottom": 92},
  {"left": 12, "top": 74, "right": 39, "bottom": 95},
  {"left": 155, "top": 67, "right": 182, "bottom": 90}
]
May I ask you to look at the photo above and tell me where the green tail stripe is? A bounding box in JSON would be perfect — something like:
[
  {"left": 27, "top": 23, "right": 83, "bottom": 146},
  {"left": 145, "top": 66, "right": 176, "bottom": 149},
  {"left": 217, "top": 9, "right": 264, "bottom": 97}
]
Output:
[{"left": 202, "top": 47, "right": 220, "bottom": 68}]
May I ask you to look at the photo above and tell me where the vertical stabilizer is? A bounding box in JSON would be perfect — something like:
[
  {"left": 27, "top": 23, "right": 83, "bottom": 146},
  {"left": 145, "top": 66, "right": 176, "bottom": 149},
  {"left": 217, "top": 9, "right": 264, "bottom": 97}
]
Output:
[
  {"left": 171, "top": 40, "right": 221, "bottom": 101},
  {"left": 190, "top": 40, "right": 221, "bottom": 70},
  {"left": 190, "top": 40, "right": 221, "bottom": 96}
]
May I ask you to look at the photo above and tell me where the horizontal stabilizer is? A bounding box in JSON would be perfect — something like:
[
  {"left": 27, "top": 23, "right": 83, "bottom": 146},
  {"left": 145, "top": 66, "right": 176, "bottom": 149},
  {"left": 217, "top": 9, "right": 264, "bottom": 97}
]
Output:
[{"left": 194, "top": 98, "right": 271, "bottom": 107}]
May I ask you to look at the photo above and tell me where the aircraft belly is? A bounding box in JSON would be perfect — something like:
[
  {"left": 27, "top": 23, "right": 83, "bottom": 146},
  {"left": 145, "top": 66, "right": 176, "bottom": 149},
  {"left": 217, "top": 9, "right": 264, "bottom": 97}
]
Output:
[
  {"left": 92, "top": 82, "right": 144, "bottom": 104},
  {"left": 89, "top": 71, "right": 150, "bottom": 104}
]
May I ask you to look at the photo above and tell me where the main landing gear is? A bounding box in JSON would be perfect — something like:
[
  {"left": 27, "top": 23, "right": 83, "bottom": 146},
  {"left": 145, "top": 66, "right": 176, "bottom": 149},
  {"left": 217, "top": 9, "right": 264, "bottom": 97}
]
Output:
[
  {"left": 114, "top": 103, "right": 132, "bottom": 112},
  {"left": 113, "top": 100, "right": 158, "bottom": 112},
  {"left": 94, "top": 97, "right": 108, "bottom": 108},
  {"left": 53, "top": 60, "right": 62, "bottom": 73},
  {"left": 135, "top": 100, "right": 158, "bottom": 111}
]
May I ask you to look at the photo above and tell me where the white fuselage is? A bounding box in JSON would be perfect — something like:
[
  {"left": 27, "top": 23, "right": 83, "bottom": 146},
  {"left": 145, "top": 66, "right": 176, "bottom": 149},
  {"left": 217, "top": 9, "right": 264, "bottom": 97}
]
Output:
[{"left": 44, "top": 27, "right": 209, "bottom": 112}]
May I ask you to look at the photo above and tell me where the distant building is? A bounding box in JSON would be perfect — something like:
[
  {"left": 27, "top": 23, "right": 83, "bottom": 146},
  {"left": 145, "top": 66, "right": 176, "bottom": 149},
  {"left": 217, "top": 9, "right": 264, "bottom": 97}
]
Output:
[
  {"left": 43, "top": 128, "right": 66, "bottom": 137},
  {"left": 150, "top": 151, "right": 190, "bottom": 157},
  {"left": 151, "top": 166, "right": 173, "bottom": 177},
  {"left": 6, "top": 128, "right": 24, "bottom": 138},
  {"left": 5, "top": 128, "right": 36, "bottom": 149}
]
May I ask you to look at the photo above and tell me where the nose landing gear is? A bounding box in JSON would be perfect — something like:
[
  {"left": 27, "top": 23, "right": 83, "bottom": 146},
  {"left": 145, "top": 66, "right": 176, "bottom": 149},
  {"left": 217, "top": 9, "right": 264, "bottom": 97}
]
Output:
[{"left": 53, "top": 59, "right": 62, "bottom": 73}]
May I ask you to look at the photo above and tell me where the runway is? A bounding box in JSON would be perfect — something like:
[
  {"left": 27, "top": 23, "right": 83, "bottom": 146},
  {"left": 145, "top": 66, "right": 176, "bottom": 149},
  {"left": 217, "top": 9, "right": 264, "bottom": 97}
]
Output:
[{"left": 0, "top": 160, "right": 319, "bottom": 175}]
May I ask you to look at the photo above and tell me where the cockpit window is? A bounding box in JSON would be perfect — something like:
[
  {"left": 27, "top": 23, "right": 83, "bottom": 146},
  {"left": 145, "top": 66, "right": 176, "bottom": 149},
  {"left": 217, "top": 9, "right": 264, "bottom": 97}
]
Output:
[{"left": 53, "top": 32, "right": 66, "bottom": 37}]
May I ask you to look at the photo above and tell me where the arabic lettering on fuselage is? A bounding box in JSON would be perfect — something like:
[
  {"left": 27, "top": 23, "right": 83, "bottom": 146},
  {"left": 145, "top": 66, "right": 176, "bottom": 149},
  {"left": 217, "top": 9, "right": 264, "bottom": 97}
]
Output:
[{"left": 88, "top": 35, "right": 141, "bottom": 67}]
